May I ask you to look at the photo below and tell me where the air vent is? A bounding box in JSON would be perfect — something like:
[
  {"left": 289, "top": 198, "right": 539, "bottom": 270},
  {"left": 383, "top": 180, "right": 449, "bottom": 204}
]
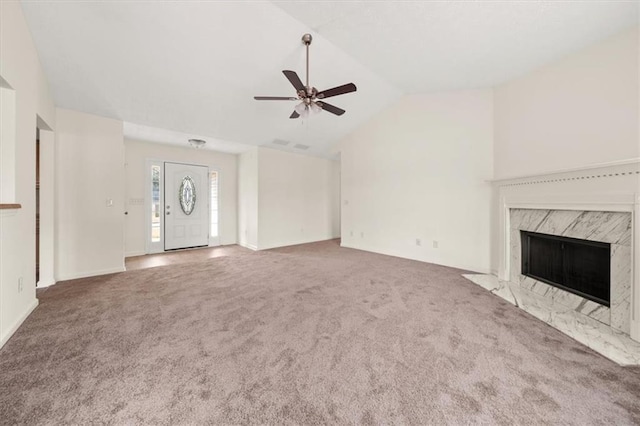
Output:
[
  {"left": 272, "top": 139, "right": 290, "bottom": 146},
  {"left": 294, "top": 144, "right": 310, "bottom": 150}
]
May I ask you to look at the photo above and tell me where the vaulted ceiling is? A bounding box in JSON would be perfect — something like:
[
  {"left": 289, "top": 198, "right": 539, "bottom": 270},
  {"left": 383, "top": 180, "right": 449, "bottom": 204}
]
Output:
[{"left": 20, "top": 1, "right": 638, "bottom": 157}]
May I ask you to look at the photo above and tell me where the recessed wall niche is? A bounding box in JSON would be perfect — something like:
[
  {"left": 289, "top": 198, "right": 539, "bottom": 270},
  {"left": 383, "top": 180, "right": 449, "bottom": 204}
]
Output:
[{"left": 0, "top": 75, "right": 17, "bottom": 203}]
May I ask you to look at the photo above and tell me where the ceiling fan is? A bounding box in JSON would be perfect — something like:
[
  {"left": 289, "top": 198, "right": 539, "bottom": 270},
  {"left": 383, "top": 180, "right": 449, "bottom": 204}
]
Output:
[{"left": 254, "top": 33, "right": 357, "bottom": 119}]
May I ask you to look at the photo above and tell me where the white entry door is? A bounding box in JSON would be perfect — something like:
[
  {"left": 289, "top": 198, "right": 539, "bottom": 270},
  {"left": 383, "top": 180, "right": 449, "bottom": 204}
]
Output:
[{"left": 164, "top": 162, "right": 209, "bottom": 250}]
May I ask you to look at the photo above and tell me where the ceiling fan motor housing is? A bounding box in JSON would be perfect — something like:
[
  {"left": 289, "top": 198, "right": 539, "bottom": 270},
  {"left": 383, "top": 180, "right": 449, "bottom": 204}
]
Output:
[{"left": 305, "top": 87, "right": 317, "bottom": 99}]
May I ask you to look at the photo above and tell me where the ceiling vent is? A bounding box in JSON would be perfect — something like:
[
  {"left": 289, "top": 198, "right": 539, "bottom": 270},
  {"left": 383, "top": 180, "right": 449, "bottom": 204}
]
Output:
[
  {"left": 294, "top": 144, "right": 310, "bottom": 150},
  {"left": 272, "top": 139, "right": 290, "bottom": 146}
]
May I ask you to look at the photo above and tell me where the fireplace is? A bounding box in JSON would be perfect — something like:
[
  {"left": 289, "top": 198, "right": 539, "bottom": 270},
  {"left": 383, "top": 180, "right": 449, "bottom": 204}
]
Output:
[
  {"left": 520, "top": 231, "right": 610, "bottom": 306},
  {"left": 462, "top": 162, "right": 640, "bottom": 361},
  {"left": 508, "top": 208, "right": 631, "bottom": 333},
  {"left": 463, "top": 203, "right": 638, "bottom": 364}
]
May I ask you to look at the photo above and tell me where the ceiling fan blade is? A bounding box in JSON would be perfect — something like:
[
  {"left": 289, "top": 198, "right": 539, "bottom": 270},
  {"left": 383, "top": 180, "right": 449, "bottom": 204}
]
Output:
[
  {"left": 254, "top": 96, "right": 298, "bottom": 101},
  {"left": 290, "top": 110, "right": 300, "bottom": 119},
  {"left": 283, "top": 70, "right": 306, "bottom": 92},
  {"left": 316, "top": 83, "right": 357, "bottom": 100},
  {"left": 317, "top": 101, "right": 345, "bottom": 116}
]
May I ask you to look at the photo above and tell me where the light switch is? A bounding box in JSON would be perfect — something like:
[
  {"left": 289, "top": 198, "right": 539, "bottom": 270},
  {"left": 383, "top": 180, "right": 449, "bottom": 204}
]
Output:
[{"left": 106, "top": 199, "right": 114, "bottom": 207}]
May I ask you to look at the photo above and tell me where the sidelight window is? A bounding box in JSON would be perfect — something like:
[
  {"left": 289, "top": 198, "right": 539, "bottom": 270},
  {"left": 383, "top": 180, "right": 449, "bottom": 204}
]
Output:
[
  {"left": 210, "top": 171, "right": 219, "bottom": 238},
  {"left": 151, "top": 165, "right": 161, "bottom": 242}
]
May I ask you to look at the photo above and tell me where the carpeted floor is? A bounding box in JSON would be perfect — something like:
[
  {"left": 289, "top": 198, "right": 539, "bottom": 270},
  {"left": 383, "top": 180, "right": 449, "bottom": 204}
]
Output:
[
  {"left": 125, "top": 245, "right": 251, "bottom": 271},
  {"left": 2, "top": 240, "right": 640, "bottom": 424}
]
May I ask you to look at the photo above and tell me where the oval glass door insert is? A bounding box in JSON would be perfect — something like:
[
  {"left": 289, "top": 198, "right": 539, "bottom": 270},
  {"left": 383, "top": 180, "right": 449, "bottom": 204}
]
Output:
[{"left": 179, "top": 176, "right": 197, "bottom": 215}]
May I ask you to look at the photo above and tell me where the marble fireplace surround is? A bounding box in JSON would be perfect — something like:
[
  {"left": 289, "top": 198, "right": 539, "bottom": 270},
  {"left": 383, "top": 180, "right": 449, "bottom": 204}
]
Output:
[
  {"left": 465, "top": 181, "right": 640, "bottom": 365},
  {"left": 509, "top": 208, "right": 631, "bottom": 334}
]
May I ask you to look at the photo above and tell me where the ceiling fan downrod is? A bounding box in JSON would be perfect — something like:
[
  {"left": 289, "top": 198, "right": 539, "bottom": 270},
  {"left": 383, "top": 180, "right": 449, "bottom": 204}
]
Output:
[{"left": 302, "top": 33, "right": 312, "bottom": 96}]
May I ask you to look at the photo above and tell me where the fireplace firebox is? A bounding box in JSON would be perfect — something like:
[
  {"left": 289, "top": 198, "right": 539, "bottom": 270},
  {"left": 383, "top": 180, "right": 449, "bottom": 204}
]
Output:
[{"left": 521, "top": 231, "right": 610, "bottom": 306}]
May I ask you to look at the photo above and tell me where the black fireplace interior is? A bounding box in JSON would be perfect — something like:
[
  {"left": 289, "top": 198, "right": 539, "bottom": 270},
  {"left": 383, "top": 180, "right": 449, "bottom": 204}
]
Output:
[{"left": 521, "top": 231, "right": 610, "bottom": 306}]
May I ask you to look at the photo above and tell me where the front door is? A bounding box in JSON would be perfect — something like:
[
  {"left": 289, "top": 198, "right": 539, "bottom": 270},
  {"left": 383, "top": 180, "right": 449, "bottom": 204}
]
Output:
[{"left": 164, "top": 162, "right": 209, "bottom": 250}]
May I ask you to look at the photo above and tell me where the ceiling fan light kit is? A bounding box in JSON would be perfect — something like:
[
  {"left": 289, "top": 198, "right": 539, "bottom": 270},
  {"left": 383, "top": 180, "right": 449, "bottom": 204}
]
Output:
[{"left": 254, "top": 33, "right": 357, "bottom": 119}]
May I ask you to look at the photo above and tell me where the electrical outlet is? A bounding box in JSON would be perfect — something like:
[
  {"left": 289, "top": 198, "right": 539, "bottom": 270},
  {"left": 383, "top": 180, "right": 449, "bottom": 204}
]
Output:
[
  {"left": 18, "top": 277, "right": 23, "bottom": 293},
  {"left": 433, "top": 240, "right": 439, "bottom": 249},
  {"left": 416, "top": 238, "right": 421, "bottom": 246}
]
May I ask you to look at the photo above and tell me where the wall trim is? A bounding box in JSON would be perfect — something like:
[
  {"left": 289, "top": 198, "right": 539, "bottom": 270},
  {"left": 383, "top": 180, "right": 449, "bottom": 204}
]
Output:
[
  {"left": 57, "top": 266, "right": 126, "bottom": 282},
  {"left": 0, "top": 203, "right": 21, "bottom": 209},
  {"left": 238, "top": 242, "right": 257, "bottom": 251},
  {"left": 490, "top": 157, "right": 640, "bottom": 185},
  {"left": 0, "top": 299, "right": 38, "bottom": 349},
  {"left": 341, "top": 241, "right": 492, "bottom": 275},
  {"left": 633, "top": 190, "right": 640, "bottom": 342},
  {"left": 125, "top": 250, "right": 146, "bottom": 258},
  {"left": 36, "top": 278, "right": 56, "bottom": 288},
  {"left": 259, "top": 237, "right": 337, "bottom": 251}
]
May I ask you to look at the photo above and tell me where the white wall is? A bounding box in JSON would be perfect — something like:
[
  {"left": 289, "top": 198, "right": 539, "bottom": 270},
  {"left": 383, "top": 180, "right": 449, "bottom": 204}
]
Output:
[
  {"left": 331, "top": 159, "right": 341, "bottom": 239},
  {"left": 55, "top": 108, "right": 125, "bottom": 280},
  {"left": 0, "top": 1, "right": 55, "bottom": 347},
  {"left": 124, "top": 139, "right": 238, "bottom": 255},
  {"left": 238, "top": 147, "right": 258, "bottom": 250},
  {"left": 490, "top": 26, "right": 639, "bottom": 273},
  {"left": 494, "top": 27, "right": 639, "bottom": 179},
  {"left": 257, "top": 147, "right": 339, "bottom": 250},
  {"left": 339, "top": 90, "right": 494, "bottom": 273}
]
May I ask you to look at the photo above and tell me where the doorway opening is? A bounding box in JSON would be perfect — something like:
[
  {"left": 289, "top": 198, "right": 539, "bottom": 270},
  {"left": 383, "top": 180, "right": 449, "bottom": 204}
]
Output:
[{"left": 35, "top": 116, "right": 54, "bottom": 287}]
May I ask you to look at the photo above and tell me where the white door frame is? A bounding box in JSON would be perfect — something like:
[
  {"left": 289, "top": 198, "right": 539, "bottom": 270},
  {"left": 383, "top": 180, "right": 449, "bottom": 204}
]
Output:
[{"left": 145, "top": 159, "right": 221, "bottom": 253}]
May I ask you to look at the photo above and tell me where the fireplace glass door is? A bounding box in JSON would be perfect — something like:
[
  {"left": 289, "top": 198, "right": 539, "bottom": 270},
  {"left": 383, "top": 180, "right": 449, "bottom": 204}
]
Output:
[{"left": 521, "top": 231, "right": 610, "bottom": 306}]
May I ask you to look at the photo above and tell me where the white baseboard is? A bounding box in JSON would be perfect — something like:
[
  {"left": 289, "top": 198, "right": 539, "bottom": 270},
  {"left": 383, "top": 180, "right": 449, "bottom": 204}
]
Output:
[
  {"left": 0, "top": 299, "right": 39, "bottom": 349},
  {"left": 125, "top": 250, "right": 146, "bottom": 258},
  {"left": 238, "top": 242, "right": 258, "bottom": 251},
  {"left": 340, "top": 242, "right": 491, "bottom": 274},
  {"left": 36, "top": 279, "right": 56, "bottom": 288},
  {"left": 259, "top": 236, "right": 337, "bottom": 251},
  {"left": 57, "top": 266, "right": 126, "bottom": 282}
]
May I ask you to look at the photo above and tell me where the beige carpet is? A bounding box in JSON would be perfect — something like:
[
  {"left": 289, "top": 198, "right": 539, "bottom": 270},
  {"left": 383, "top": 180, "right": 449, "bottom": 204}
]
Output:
[{"left": 1, "top": 240, "right": 639, "bottom": 424}]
